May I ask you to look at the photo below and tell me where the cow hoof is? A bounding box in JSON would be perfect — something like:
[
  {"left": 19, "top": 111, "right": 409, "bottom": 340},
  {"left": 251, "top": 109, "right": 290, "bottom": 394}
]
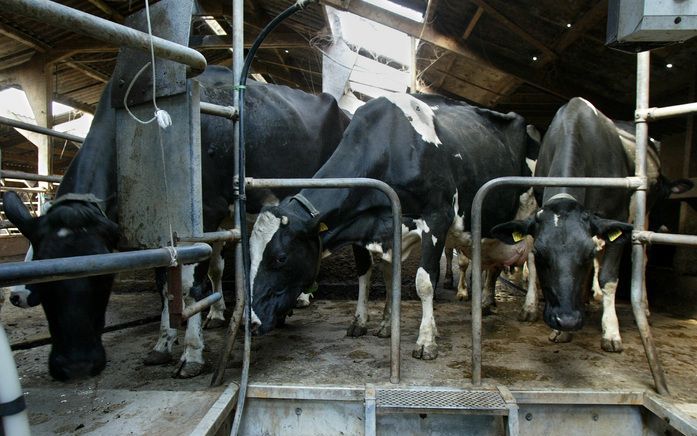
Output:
[
  {"left": 518, "top": 308, "right": 538, "bottom": 322},
  {"left": 412, "top": 344, "right": 438, "bottom": 360},
  {"left": 143, "top": 350, "right": 172, "bottom": 366},
  {"left": 456, "top": 291, "right": 469, "bottom": 301},
  {"left": 204, "top": 318, "right": 227, "bottom": 330},
  {"left": 482, "top": 305, "right": 497, "bottom": 316},
  {"left": 548, "top": 330, "right": 572, "bottom": 343},
  {"left": 601, "top": 338, "right": 623, "bottom": 353},
  {"left": 346, "top": 323, "right": 367, "bottom": 337},
  {"left": 173, "top": 361, "right": 204, "bottom": 378},
  {"left": 375, "top": 323, "right": 391, "bottom": 338},
  {"left": 443, "top": 278, "right": 454, "bottom": 290}
]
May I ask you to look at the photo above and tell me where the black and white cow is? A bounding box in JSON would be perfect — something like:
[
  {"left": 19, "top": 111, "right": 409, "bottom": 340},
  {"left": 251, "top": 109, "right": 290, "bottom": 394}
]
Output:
[
  {"left": 249, "top": 93, "right": 538, "bottom": 359},
  {"left": 491, "top": 97, "right": 690, "bottom": 351},
  {"left": 3, "top": 65, "right": 350, "bottom": 380}
]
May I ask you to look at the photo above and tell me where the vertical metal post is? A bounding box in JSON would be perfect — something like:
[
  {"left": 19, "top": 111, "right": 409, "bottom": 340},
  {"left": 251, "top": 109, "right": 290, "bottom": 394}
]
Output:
[
  {"left": 210, "top": 0, "right": 244, "bottom": 388},
  {"left": 632, "top": 50, "right": 669, "bottom": 395},
  {"left": 364, "top": 384, "right": 377, "bottom": 436},
  {"left": 471, "top": 206, "right": 483, "bottom": 386}
]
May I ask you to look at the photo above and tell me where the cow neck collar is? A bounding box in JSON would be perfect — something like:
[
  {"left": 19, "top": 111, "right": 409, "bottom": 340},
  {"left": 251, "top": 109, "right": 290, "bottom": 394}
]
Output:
[
  {"left": 289, "top": 194, "right": 319, "bottom": 219},
  {"left": 544, "top": 192, "right": 577, "bottom": 206},
  {"left": 51, "top": 193, "right": 108, "bottom": 218}
]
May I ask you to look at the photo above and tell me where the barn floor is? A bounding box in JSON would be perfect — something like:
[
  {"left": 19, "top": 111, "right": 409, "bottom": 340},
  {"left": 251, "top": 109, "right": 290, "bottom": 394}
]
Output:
[{"left": 3, "top": 273, "right": 697, "bottom": 434}]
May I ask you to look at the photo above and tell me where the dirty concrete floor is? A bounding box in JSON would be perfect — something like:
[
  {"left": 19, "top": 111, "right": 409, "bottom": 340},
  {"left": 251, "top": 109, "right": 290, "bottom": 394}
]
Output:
[{"left": 3, "top": 275, "right": 697, "bottom": 434}]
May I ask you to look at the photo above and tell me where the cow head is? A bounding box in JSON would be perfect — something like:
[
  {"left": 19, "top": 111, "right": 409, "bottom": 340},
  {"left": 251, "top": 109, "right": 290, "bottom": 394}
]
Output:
[
  {"left": 3, "top": 191, "right": 119, "bottom": 381},
  {"left": 250, "top": 200, "right": 321, "bottom": 335},
  {"left": 492, "top": 195, "right": 633, "bottom": 331}
]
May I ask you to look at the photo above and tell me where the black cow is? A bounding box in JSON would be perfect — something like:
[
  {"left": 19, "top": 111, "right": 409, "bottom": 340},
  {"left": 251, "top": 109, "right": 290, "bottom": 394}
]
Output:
[
  {"left": 249, "top": 93, "right": 538, "bottom": 360},
  {"left": 3, "top": 65, "right": 350, "bottom": 380},
  {"left": 492, "top": 97, "right": 690, "bottom": 351}
]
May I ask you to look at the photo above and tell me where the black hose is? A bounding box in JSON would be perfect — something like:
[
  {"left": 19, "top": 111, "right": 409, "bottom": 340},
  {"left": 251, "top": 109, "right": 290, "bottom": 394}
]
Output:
[{"left": 231, "top": 1, "right": 315, "bottom": 434}]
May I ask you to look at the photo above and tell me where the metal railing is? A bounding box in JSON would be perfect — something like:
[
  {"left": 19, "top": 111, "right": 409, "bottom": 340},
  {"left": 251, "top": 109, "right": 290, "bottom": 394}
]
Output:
[{"left": 0, "top": 116, "right": 85, "bottom": 144}]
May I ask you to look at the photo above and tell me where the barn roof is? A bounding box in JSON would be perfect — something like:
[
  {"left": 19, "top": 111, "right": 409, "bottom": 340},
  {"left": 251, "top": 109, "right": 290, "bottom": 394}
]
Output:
[{"left": 0, "top": 0, "right": 695, "bottom": 174}]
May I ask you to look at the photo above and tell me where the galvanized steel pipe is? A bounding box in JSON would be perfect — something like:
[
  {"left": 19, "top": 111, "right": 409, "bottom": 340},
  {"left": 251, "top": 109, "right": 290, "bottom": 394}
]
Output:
[
  {"left": 0, "top": 115, "right": 84, "bottom": 144},
  {"left": 177, "top": 229, "right": 241, "bottom": 244},
  {"left": 470, "top": 176, "right": 641, "bottom": 386},
  {"left": 636, "top": 102, "right": 697, "bottom": 121},
  {"left": 0, "top": 0, "right": 207, "bottom": 75},
  {"left": 634, "top": 231, "right": 697, "bottom": 247},
  {"left": 0, "top": 243, "right": 211, "bottom": 287},
  {"left": 247, "top": 177, "right": 403, "bottom": 383},
  {"left": 1, "top": 170, "right": 62, "bottom": 184},
  {"left": 633, "top": 51, "right": 669, "bottom": 396},
  {"left": 200, "top": 102, "right": 238, "bottom": 120},
  {"left": 182, "top": 291, "right": 223, "bottom": 320}
]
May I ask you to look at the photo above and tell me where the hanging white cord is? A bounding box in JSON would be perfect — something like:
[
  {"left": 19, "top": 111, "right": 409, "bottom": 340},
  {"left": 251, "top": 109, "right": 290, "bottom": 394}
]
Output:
[{"left": 123, "top": 0, "right": 172, "bottom": 129}]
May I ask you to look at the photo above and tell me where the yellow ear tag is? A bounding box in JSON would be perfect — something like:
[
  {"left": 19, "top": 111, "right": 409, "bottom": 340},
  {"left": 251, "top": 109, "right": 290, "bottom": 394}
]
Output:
[
  {"left": 608, "top": 229, "right": 622, "bottom": 242},
  {"left": 319, "top": 222, "right": 329, "bottom": 233},
  {"left": 512, "top": 231, "right": 524, "bottom": 243}
]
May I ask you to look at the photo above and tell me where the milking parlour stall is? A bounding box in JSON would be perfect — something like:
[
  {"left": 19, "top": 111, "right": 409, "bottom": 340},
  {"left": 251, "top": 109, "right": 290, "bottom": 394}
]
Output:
[{"left": 1, "top": 1, "right": 697, "bottom": 435}]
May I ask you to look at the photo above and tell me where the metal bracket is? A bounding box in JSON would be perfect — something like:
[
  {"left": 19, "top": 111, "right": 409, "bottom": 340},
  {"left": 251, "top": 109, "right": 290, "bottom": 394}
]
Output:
[{"left": 364, "top": 384, "right": 377, "bottom": 436}]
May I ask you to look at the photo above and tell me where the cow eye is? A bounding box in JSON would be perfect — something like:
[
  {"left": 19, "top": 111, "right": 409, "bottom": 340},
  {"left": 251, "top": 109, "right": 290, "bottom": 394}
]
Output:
[{"left": 274, "top": 254, "right": 288, "bottom": 267}]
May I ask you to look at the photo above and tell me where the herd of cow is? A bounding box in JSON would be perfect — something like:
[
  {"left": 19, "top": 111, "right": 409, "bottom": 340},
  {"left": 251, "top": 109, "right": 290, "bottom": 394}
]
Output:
[{"left": 1, "top": 65, "right": 692, "bottom": 382}]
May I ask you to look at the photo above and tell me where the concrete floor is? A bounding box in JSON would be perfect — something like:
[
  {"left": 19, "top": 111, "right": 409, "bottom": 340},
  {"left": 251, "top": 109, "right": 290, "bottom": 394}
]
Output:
[{"left": 3, "top": 272, "right": 697, "bottom": 434}]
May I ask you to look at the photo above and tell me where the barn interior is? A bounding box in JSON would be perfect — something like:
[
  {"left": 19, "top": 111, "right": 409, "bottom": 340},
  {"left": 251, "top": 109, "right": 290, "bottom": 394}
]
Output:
[{"left": 1, "top": 0, "right": 697, "bottom": 435}]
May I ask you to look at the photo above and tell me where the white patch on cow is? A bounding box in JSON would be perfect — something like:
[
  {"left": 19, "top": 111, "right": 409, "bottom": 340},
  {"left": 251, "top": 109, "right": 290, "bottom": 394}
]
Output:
[
  {"left": 591, "top": 236, "right": 607, "bottom": 302},
  {"left": 414, "top": 218, "right": 430, "bottom": 235},
  {"left": 383, "top": 93, "right": 442, "bottom": 147},
  {"left": 525, "top": 157, "right": 536, "bottom": 174},
  {"left": 601, "top": 279, "right": 621, "bottom": 346},
  {"left": 9, "top": 246, "right": 34, "bottom": 308},
  {"left": 154, "top": 283, "right": 178, "bottom": 354},
  {"left": 249, "top": 211, "right": 282, "bottom": 297},
  {"left": 250, "top": 309, "right": 261, "bottom": 327},
  {"left": 454, "top": 153, "right": 463, "bottom": 160},
  {"left": 430, "top": 105, "right": 439, "bottom": 111},
  {"left": 206, "top": 240, "right": 227, "bottom": 323},
  {"left": 536, "top": 209, "right": 543, "bottom": 218},
  {"left": 57, "top": 228, "right": 72, "bottom": 238},
  {"left": 526, "top": 124, "right": 541, "bottom": 144},
  {"left": 181, "top": 263, "right": 205, "bottom": 365},
  {"left": 354, "top": 271, "right": 372, "bottom": 327},
  {"left": 321, "top": 249, "right": 332, "bottom": 259},
  {"left": 515, "top": 188, "right": 538, "bottom": 219},
  {"left": 553, "top": 214, "right": 560, "bottom": 227},
  {"left": 415, "top": 267, "right": 437, "bottom": 347},
  {"left": 579, "top": 97, "right": 599, "bottom": 117},
  {"left": 295, "top": 292, "right": 312, "bottom": 308},
  {"left": 432, "top": 235, "right": 438, "bottom": 246}
]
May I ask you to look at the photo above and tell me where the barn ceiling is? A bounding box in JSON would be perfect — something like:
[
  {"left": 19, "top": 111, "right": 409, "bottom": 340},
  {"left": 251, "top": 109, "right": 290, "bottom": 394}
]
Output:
[{"left": 0, "top": 0, "right": 695, "bottom": 175}]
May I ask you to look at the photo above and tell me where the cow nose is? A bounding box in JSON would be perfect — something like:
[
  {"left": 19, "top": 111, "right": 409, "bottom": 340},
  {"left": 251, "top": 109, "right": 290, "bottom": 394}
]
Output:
[
  {"left": 245, "top": 309, "right": 262, "bottom": 334},
  {"left": 554, "top": 311, "right": 583, "bottom": 331}
]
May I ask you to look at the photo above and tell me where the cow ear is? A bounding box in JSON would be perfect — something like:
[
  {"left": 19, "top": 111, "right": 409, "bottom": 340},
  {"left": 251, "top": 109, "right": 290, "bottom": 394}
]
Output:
[
  {"left": 669, "top": 178, "right": 693, "bottom": 195},
  {"left": 3, "top": 191, "right": 38, "bottom": 241},
  {"left": 491, "top": 216, "right": 535, "bottom": 245},
  {"left": 591, "top": 216, "right": 633, "bottom": 244}
]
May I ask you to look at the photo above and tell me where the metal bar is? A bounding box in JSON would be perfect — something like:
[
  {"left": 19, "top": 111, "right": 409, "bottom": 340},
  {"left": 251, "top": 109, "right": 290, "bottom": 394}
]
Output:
[
  {"left": 0, "top": 115, "right": 84, "bottom": 144},
  {"left": 182, "top": 291, "right": 223, "bottom": 320},
  {"left": 210, "top": 0, "right": 244, "bottom": 389},
  {"left": 167, "top": 263, "right": 183, "bottom": 327},
  {"left": 636, "top": 102, "right": 697, "bottom": 121},
  {"left": 246, "top": 177, "right": 403, "bottom": 383},
  {"left": 510, "top": 389, "right": 645, "bottom": 405},
  {"left": 0, "top": 0, "right": 206, "bottom": 74},
  {"left": 200, "top": 102, "right": 238, "bottom": 120},
  {"left": 643, "top": 392, "right": 697, "bottom": 436},
  {"left": 470, "top": 175, "right": 642, "bottom": 385},
  {"left": 633, "top": 51, "right": 669, "bottom": 396},
  {"left": 364, "top": 384, "right": 377, "bottom": 436},
  {"left": 0, "top": 170, "right": 62, "bottom": 183},
  {"left": 497, "top": 385, "right": 519, "bottom": 436},
  {"left": 634, "top": 231, "right": 697, "bottom": 247},
  {"left": 0, "top": 243, "right": 211, "bottom": 287},
  {"left": 177, "top": 230, "right": 241, "bottom": 244}
]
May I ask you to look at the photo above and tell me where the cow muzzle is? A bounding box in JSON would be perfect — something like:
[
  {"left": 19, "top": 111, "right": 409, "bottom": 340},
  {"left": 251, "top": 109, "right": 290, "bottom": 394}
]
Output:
[{"left": 545, "top": 308, "right": 583, "bottom": 331}]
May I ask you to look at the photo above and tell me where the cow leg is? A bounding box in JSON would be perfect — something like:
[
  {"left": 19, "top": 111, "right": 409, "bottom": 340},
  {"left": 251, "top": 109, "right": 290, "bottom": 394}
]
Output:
[
  {"left": 413, "top": 222, "right": 447, "bottom": 360},
  {"left": 443, "top": 247, "right": 454, "bottom": 289},
  {"left": 482, "top": 267, "right": 501, "bottom": 315},
  {"left": 518, "top": 252, "right": 539, "bottom": 322},
  {"left": 456, "top": 252, "right": 470, "bottom": 301},
  {"left": 598, "top": 244, "right": 624, "bottom": 352},
  {"left": 348, "top": 245, "right": 373, "bottom": 337},
  {"left": 375, "top": 260, "right": 393, "bottom": 338},
  {"left": 549, "top": 330, "right": 573, "bottom": 343},
  {"left": 175, "top": 264, "right": 206, "bottom": 377},
  {"left": 145, "top": 268, "right": 176, "bottom": 366},
  {"left": 204, "top": 241, "right": 227, "bottom": 329}
]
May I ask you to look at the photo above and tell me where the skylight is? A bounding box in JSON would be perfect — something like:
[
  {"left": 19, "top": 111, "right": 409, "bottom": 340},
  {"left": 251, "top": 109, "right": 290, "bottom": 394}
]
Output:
[
  {"left": 338, "top": 11, "right": 412, "bottom": 67},
  {"left": 363, "top": 0, "right": 424, "bottom": 23}
]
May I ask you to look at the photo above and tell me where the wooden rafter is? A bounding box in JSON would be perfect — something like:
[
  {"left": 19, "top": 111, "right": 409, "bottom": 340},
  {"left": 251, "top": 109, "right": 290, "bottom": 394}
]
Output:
[
  {"left": 0, "top": 22, "right": 49, "bottom": 52},
  {"left": 462, "top": 7, "right": 483, "bottom": 40},
  {"left": 62, "top": 61, "right": 109, "bottom": 83},
  {"left": 553, "top": 0, "right": 607, "bottom": 53},
  {"left": 84, "top": 0, "right": 124, "bottom": 22},
  {"left": 467, "top": 0, "right": 556, "bottom": 62}
]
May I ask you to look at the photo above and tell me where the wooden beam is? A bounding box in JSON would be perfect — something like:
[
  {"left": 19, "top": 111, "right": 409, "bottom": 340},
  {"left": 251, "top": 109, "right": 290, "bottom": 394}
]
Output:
[
  {"left": 84, "top": 0, "right": 124, "bottom": 22},
  {"left": 462, "top": 7, "right": 484, "bottom": 40},
  {"left": 254, "top": 59, "right": 321, "bottom": 77},
  {"left": 62, "top": 61, "right": 109, "bottom": 83},
  {"left": 468, "top": 0, "right": 556, "bottom": 62},
  {"left": 0, "top": 22, "right": 49, "bottom": 52},
  {"left": 0, "top": 50, "right": 35, "bottom": 72},
  {"left": 553, "top": 0, "right": 607, "bottom": 54}
]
